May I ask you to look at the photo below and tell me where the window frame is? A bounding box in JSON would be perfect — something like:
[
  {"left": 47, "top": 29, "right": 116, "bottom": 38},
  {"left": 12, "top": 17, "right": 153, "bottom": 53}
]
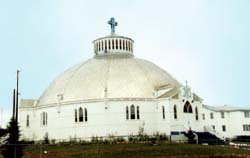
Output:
[
  {"left": 84, "top": 108, "right": 88, "bottom": 122},
  {"left": 244, "top": 111, "right": 250, "bottom": 118},
  {"left": 126, "top": 106, "right": 129, "bottom": 120},
  {"left": 195, "top": 107, "right": 198, "bottom": 120},
  {"left": 26, "top": 114, "right": 30, "bottom": 127},
  {"left": 210, "top": 112, "right": 214, "bottom": 119},
  {"left": 79, "top": 107, "right": 83, "bottom": 122},
  {"left": 136, "top": 106, "right": 140, "bottom": 120},
  {"left": 222, "top": 125, "right": 226, "bottom": 132},
  {"left": 202, "top": 113, "right": 205, "bottom": 120},
  {"left": 75, "top": 109, "right": 78, "bottom": 122},
  {"left": 130, "top": 105, "right": 135, "bottom": 120},
  {"left": 162, "top": 106, "right": 165, "bottom": 119},
  {"left": 183, "top": 101, "right": 193, "bottom": 113},
  {"left": 221, "top": 112, "right": 225, "bottom": 119},
  {"left": 174, "top": 105, "right": 177, "bottom": 119}
]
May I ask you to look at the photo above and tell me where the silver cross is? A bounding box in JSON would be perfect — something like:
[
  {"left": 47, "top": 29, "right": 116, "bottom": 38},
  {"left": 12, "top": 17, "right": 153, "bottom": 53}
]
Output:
[{"left": 108, "top": 17, "right": 118, "bottom": 33}]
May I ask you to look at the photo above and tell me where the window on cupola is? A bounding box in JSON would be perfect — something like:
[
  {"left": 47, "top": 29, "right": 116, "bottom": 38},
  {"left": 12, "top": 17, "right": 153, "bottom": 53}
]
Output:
[
  {"left": 116, "top": 39, "right": 118, "bottom": 49},
  {"left": 112, "top": 39, "right": 114, "bottom": 49},
  {"left": 119, "top": 39, "right": 122, "bottom": 49},
  {"left": 123, "top": 40, "right": 125, "bottom": 50},
  {"left": 183, "top": 101, "right": 193, "bottom": 113},
  {"left": 108, "top": 40, "right": 111, "bottom": 50},
  {"left": 104, "top": 40, "right": 107, "bottom": 50}
]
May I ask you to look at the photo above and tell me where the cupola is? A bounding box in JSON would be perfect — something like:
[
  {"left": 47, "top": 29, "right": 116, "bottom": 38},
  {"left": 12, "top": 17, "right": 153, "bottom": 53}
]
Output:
[{"left": 92, "top": 17, "right": 134, "bottom": 57}]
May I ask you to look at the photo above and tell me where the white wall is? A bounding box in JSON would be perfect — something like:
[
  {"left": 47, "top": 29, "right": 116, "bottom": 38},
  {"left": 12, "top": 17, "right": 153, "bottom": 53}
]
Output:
[
  {"left": 202, "top": 107, "right": 250, "bottom": 138},
  {"left": 19, "top": 100, "right": 173, "bottom": 141},
  {"left": 19, "top": 87, "right": 249, "bottom": 141}
]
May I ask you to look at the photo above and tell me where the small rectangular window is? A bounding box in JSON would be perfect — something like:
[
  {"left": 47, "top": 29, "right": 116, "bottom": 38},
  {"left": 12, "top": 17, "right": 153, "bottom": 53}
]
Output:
[
  {"left": 222, "top": 125, "right": 226, "bottom": 132},
  {"left": 210, "top": 113, "right": 214, "bottom": 119},
  {"left": 244, "top": 111, "right": 250, "bottom": 118},
  {"left": 202, "top": 113, "right": 205, "bottom": 120},
  {"left": 243, "top": 124, "right": 250, "bottom": 131},
  {"left": 221, "top": 112, "right": 225, "bottom": 119}
]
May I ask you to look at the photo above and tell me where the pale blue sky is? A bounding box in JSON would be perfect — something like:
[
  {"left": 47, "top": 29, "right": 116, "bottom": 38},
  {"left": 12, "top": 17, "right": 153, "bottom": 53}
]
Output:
[{"left": 0, "top": 0, "right": 249, "bottom": 124}]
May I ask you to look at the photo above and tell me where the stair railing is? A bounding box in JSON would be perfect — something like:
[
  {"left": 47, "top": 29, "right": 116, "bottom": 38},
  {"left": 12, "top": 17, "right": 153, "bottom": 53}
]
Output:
[
  {"left": 0, "top": 133, "right": 9, "bottom": 146},
  {"left": 204, "top": 126, "right": 225, "bottom": 141}
]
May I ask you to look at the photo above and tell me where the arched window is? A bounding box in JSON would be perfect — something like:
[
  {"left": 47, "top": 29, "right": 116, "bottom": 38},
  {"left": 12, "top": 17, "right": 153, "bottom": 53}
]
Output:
[
  {"left": 75, "top": 109, "right": 78, "bottom": 122},
  {"left": 40, "top": 113, "right": 42, "bottom": 125},
  {"left": 174, "top": 105, "right": 177, "bottom": 119},
  {"left": 41, "top": 112, "right": 48, "bottom": 126},
  {"left": 84, "top": 108, "right": 88, "bottom": 122},
  {"left": 43, "top": 112, "right": 45, "bottom": 125},
  {"left": 45, "top": 112, "right": 48, "bottom": 125},
  {"left": 79, "top": 107, "right": 83, "bottom": 122},
  {"left": 183, "top": 101, "right": 193, "bottom": 113},
  {"left": 26, "top": 115, "right": 30, "bottom": 127},
  {"left": 195, "top": 107, "right": 198, "bottom": 120},
  {"left": 136, "top": 106, "right": 140, "bottom": 119},
  {"left": 126, "top": 106, "right": 129, "bottom": 120},
  {"left": 162, "top": 106, "right": 165, "bottom": 119},
  {"left": 130, "top": 105, "right": 135, "bottom": 119}
]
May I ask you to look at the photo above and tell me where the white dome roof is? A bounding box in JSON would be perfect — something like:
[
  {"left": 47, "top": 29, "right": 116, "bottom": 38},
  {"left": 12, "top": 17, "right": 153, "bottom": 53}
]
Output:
[{"left": 38, "top": 55, "right": 181, "bottom": 106}]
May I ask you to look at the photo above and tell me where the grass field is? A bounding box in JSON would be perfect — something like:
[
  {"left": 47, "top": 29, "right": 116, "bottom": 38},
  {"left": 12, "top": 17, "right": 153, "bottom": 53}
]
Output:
[{"left": 20, "top": 142, "right": 250, "bottom": 158}]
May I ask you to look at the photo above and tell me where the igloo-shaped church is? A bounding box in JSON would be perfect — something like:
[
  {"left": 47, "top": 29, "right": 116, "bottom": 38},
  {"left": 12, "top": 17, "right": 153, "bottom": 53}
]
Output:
[{"left": 19, "top": 18, "right": 250, "bottom": 141}]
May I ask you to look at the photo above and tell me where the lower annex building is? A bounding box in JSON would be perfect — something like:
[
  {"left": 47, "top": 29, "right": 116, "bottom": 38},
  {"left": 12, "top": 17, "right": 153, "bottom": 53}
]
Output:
[{"left": 19, "top": 18, "right": 250, "bottom": 141}]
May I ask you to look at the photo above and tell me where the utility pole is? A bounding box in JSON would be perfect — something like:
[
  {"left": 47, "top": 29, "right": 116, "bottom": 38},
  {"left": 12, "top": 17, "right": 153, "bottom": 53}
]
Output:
[
  {"left": 13, "top": 89, "right": 16, "bottom": 119},
  {"left": 16, "top": 70, "right": 20, "bottom": 122},
  {"left": 0, "top": 108, "right": 3, "bottom": 126}
]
